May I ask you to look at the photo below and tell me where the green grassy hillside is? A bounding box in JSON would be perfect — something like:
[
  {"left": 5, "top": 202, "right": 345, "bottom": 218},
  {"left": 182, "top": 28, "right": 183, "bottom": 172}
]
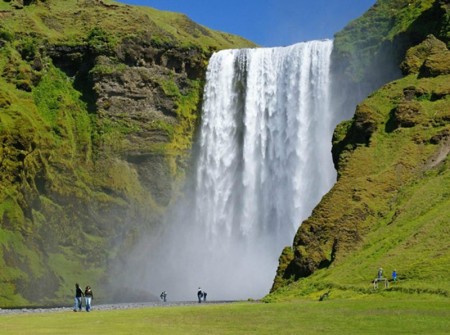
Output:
[
  {"left": 0, "top": 0, "right": 254, "bottom": 307},
  {"left": 0, "top": 0, "right": 252, "bottom": 49},
  {"left": 333, "top": 0, "right": 449, "bottom": 85},
  {"left": 270, "top": 31, "right": 450, "bottom": 300}
]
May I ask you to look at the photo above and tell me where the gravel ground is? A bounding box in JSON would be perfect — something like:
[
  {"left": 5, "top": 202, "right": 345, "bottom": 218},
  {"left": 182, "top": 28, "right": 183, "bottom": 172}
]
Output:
[{"left": 0, "top": 300, "right": 237, "bottom": 315}]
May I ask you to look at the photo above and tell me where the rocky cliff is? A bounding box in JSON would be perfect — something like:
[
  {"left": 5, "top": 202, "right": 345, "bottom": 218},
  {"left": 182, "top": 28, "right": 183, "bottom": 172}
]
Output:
[
  {"left": 270, "top": 0, "right": 449, "bottom": 300},
  {"left": 0, "top": 0, "right": 254, "bottom": 306}
]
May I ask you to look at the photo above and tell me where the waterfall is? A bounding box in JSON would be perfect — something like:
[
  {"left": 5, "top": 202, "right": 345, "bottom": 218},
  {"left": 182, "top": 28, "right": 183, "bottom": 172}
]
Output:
[
  {"left": 196, "top": 40, "right": 335, "bottom": 246},
  {"left": 121, "top": 40, "right": 338, "bottom": 301},
  {"left": 188, "top": 40, "right": 335, "bottom": 299}
]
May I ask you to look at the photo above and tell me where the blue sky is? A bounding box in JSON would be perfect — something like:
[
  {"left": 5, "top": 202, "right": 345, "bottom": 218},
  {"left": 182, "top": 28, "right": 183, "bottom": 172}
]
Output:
[{"left": 117, "top": 0, "right": 376, "bottom": 47}]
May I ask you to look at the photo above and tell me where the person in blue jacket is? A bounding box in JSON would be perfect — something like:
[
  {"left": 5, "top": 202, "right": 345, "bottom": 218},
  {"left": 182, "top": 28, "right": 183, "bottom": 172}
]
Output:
[{"left": 392, "top": 269, "right": 397, "bottom": 283}]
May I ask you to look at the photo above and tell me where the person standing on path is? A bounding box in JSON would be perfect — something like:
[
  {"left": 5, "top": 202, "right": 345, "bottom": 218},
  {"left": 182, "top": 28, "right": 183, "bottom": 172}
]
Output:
[
  {"left": 73, "top": 283, "right": 84, "bottom": 312},
  {"left": 84, "top": 286, "right": 94, "bottom": 312}
]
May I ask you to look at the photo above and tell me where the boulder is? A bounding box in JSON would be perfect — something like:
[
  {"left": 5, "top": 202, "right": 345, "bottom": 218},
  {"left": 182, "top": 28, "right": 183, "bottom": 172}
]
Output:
[{"left": 400, "top": 34, "right": 449, "bottom": 75}]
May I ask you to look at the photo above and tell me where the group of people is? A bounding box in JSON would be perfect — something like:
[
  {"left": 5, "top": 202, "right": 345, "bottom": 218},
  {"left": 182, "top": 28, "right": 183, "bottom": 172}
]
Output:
[
  {"left": 159, "top": 288, "right": 208, "bottom": 303},
  {"left": 76, "top": 284, "right": 207, "bottom": 307},
  {"left": 377, "top": 267, "right": 397, "bottom": 282},
  {"left": 74, "top": 283, "right": 94, "bottom": 312},
  {"left": 197, "top": 287, "right": 207, "bottom": 303},
  {"left": 373, "top": 267, "right": 398, "bottom": 289}
]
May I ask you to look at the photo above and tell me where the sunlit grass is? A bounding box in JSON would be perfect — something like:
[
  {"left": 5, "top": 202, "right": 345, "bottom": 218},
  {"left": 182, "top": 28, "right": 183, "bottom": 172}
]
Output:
[
  {"left": 0, "top": 0, "right": 254, "bottom": 49},
  {"left": 0, "top": 298, "right": 449, "bottom": 335}
]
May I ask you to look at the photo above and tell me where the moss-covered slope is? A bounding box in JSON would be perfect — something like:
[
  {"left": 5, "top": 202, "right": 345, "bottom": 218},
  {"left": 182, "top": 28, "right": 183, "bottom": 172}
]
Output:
[
  {"left": 333, "top": 0, "right": 449, "bottom": 85},
  {"left": 270, "top": 1, "right": 450, "bottom": 300},
  {"left": 0, "top": 0, "right": 254, "bottom": 306}
]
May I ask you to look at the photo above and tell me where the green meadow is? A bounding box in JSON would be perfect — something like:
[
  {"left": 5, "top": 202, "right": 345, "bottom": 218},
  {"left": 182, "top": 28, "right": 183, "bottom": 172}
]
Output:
[{"left": 1, "top": 297, "right": 449, "bottom": 334}]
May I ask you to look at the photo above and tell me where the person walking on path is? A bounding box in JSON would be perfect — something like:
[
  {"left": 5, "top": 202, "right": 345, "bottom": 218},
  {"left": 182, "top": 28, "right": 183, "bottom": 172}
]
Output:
[
  {"left": 197, "top": 288, "right": 203, "bottom": 303},
  {"left": 73, "top": 283, "right": 84, "bottom": 312},
  {"left": 160, "top": 291, "right": 167, "bottom": 302},
  {"left": 392, "top": 269, "right": 397, "bottom": 283},
  {"left": 84, "top": 286, "right": 94, "bottom": 312}
]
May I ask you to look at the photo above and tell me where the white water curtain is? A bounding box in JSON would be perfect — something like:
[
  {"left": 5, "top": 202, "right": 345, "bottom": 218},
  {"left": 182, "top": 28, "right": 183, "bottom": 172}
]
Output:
[{"left": 125, "top": 40, "right": 337, "bottom": 301}]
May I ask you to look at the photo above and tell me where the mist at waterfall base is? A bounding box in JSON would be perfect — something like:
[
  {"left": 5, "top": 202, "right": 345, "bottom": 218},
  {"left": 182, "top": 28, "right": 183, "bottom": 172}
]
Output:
[{"left": 122, "top": 40, "right": 347, "bottom": 301}]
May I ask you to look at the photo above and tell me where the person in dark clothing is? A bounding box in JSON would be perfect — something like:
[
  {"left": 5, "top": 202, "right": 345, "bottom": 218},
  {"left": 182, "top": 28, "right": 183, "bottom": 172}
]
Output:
[
  {"left": 84, "top": 286, "right": 94, "bottom": 312},
  {"left": 160, "top": 291, "right": 167, "bottom": 302},
  {"left": 377, "top": 267, "right": 383, "bottom": 280},
  {"left": 197, "top": 288, "right": 203, "bottom": 303},
  {"left": 73, "top": 283, "right": 84, "bottom": 312},
  {"left": 203, "top": 291, "right": 207, "bottom": 302}
]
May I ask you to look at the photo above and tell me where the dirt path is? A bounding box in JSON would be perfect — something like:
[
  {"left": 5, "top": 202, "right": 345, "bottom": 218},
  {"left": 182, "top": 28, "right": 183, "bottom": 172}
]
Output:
[{"left": 0, "top": 300, "right": 238, "bottom": 315}]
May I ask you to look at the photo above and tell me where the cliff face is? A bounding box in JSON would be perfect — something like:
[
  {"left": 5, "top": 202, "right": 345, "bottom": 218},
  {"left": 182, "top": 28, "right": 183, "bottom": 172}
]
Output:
[
  {"left": 0, "top": 0, "right": 254, "bottom": 306},
  {"left": 270, "top": 0, "right": 450, "bottom": 299},
  {"left": 331, "top": 0, "right": 449, "bottom": 114}
]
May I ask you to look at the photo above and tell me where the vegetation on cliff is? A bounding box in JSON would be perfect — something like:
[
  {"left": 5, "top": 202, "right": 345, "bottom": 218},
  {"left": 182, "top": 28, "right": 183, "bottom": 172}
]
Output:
[
  {"left": 270, "top": 0, "right": 450, "bottom": 301},
  {"left": 1, "top": 0, "right": 447, "bottom": 307},
  {"left": 333, "top": 0, "right": 449, "bottom": 85},
  {"left": 0, "top": 0, "right": 254, "bottom": 306}
]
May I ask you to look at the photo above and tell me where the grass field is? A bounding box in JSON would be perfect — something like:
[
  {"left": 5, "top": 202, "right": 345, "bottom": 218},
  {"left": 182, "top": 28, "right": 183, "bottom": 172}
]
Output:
[{"left": 1, "top": 297, "right": 449, "bottom": 334}]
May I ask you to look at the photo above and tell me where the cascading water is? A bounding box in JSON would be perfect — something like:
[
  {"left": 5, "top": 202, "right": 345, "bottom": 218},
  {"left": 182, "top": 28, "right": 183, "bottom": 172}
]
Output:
[
  {"left": 122, "top": 40, "right": 339, "bottom": 301},
  {"left": 190, "top": 40, "right": 335, "bottom": 299},
  {"left": 196, "top": 40, "right": 335, "bottom": 244}
]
